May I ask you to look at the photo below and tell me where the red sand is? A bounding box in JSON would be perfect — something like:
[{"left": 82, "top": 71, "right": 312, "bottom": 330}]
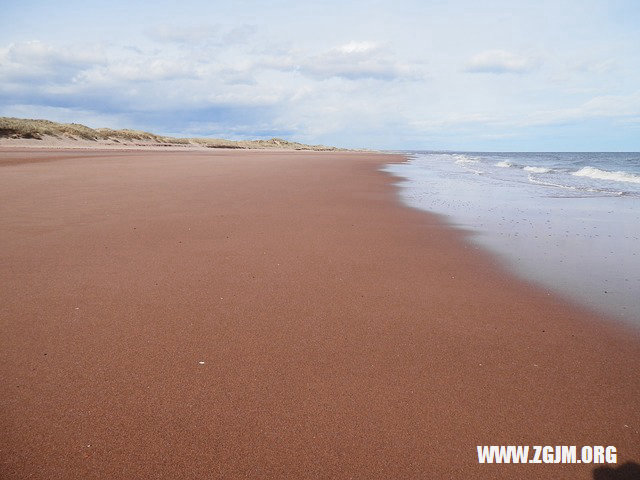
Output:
[{"left": 1, "top": 148, "right": 638, "bottom": 479}]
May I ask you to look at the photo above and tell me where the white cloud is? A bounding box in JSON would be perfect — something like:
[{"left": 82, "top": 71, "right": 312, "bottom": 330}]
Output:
[
  {"left": 465, "top": 49, "right": 535, "bottom": 74},
  {"left": 79, "top": 58, "right": 197, "bottom": 83},
  {"left": 520, "top": 91, "right": 640, "bottom": 126},
  {"left": 296, "top": 41, "right": 421, "bottom": 80},
  {"left": 335, "top": 41, "right": 378, "bottom": 54},
  {"left": 580, "top": 92, "right": 640, "bottom": 116},
  {"left": 406, "top": 91, "right": 640, "bottom": 138},
  {"left": 409, "top": 113, "right": 502, "bottom": 130},
  {"left": 146, "top": 23, "right": 257, "bottom": 46},
  {"left": 6, "top": 40, "right": 103, "bottom": 67},
  {"left": 571, "top": 58, "right": 616, "bottom": 74},
  {"left": 251, "top": 41, "right": 422, "bottom": 81},
  {"left": 0, "top": 40, "right": 105, "bottom": 82},
  {"left": 222, "top": 25, "right": 258, "bottom": 45},
  {"left": 146, "top": 24, "right": 219, "bottom": 44}
]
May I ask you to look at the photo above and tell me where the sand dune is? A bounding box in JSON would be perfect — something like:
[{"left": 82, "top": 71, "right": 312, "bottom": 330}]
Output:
[{"left": 0, "top": 117, "right": 340, "bottom": 151}]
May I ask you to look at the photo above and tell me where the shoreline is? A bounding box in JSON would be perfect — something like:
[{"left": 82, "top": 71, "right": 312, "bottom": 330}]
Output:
[
  {"left": 381, "top": 157, "right": 633, "bottom": 330},
  {"left": 384, "top": 151, "right": 640, "bottom": 325},
  {"left": 1, "top": 148, "right": 639, "bottom": 479}
]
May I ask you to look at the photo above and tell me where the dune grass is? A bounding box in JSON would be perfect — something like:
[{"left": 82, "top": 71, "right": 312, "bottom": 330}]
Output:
[{"left": 0, "top": 117, "right": 339, "bottom": 151}]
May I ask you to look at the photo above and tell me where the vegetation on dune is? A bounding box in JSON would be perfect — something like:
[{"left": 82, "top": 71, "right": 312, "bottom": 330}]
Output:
[
  {"left": 0, "top": 117, "right": 338, "bottom": 151},
  {"left": 94, "top": 127, "right": 168, "bottom": 142},
  {"left": 0, "top": 117, "right": 100, "bottom": 140}
]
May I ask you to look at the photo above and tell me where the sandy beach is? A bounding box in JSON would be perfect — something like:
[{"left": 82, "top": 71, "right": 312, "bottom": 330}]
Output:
[{"left": 1, "top": 148, "right": 639, "bottom": 479}]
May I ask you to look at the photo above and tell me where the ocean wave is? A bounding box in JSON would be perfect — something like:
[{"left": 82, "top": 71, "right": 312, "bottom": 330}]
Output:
[
  {"left": 494, "top": 161, "right": 551, "bottom": 173},
  {"left": 527, "top": 174, "right": 625, "bottom": 196},
  {"left": 453, "top": 154, "right": 480, "bottom": 165},
  {"left": 523, "top": 166, "right": 552, "bottom": 173},
  {"left": 494, "top": 161, "right": 512, "bottom": 168},
  {"left": 572, "top": 166, "right": 640, "bottom": 184}
]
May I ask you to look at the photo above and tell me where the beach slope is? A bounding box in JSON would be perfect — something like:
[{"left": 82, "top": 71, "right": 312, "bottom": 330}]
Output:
[{"left": 0, "top": 148, "right": 638, "bottom": 479}]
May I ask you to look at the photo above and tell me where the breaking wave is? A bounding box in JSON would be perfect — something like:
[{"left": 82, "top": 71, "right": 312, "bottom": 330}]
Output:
[
  {"left": 453, "top": 154, "right": 480, "bottom": 165},
  {"left": 495, "top": 161, "right": 512, "bottom": 168},
  {"left": 523, "top": 166, "right": 552, "bottom": 173},
  {"left": 572, "top": 166, "right": 640, "bottom": 184}
]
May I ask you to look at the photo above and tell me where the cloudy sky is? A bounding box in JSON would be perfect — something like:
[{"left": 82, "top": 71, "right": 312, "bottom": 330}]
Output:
[{"left": 1, "top": 0, "right": 639, "bottom": 150}]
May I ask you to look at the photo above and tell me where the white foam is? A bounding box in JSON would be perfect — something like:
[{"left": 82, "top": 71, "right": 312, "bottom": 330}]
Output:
[
  {"left": 495, "top": 160, "right": 512, "bottom": 168},
  {"left": 527, "top": 174, "right": 576, "bottom": 190},
  {"left": 453, "top": 154, "right": 480, "bottom": 165},
  {"left": 527, "top": 174, "right": 625, "bottom": 197},
  {"left": 572, "top": 166, "right": 640, "bottom": 184},
  {"left": 524, "top": 166, "right": 551, "bottom": 173}
]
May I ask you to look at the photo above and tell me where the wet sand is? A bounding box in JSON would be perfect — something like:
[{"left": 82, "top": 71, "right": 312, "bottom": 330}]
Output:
[{"left": 1, "top": 148, "right": 639, "bottom": 479}]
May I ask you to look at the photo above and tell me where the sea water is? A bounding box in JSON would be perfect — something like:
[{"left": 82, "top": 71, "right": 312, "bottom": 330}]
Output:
[{"left": 384, "top": 152, "right": 640, "bottom": 325}]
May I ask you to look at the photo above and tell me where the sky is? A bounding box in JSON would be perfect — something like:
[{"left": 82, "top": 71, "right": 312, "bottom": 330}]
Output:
[{"left": 1, "top": 0, "right": 639, "bottom": 150}]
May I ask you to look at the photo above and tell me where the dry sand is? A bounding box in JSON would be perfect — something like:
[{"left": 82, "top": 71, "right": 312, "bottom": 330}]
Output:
[{"left": 0, "top": 148, "right": 638, "bottom": 479}]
